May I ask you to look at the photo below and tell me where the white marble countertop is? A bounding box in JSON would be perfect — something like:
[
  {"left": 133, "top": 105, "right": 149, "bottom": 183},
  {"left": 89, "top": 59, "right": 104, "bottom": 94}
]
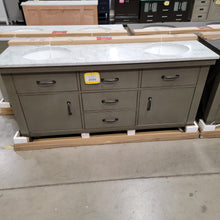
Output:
[
  {"left": 0, "top": 41, "right": 218, "bottom": 68},
  {"left": 21, "top": 0, "right": 98, "bottom": 6}
]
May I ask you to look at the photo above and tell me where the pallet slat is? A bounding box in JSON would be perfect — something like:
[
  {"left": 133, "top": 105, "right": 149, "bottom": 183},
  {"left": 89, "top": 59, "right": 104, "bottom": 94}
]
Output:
[
  {"left": 14, "top": 129, "right": 199, "bottom": 151},
  {"left": 200, "top": 127, "right": 220, "bottom": 138},
  {"left": 8, "top": 34, "right": 198, "bottom": 46},
  {"left": 199, "top": 31, "right": 220, "bottom": 40},
  {"left": 0, "top": 107, "right": 13, "bottom": 115},
  {"left": 0, "top": 30, "right": 128, "bottom": 38},
  {"left": 133, "top": 26, "right": 220, "bottom": 35}
]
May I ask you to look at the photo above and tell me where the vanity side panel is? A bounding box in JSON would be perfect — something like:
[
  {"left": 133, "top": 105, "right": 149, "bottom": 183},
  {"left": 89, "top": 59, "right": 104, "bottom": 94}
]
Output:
[
  {"left": 1, "top": 74, "right": 29, "bottom": 136},
  {"left": 204, "top": 71, "right": 220, "bottom": 124},
  {"left": 187, "top": 66, "right": 210, "bottom": 124}
]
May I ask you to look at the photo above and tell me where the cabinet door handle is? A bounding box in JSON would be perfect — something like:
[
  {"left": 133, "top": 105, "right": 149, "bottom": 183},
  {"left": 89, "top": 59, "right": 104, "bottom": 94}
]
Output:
[
  {"left": 101, "top": 99, "right": 119, "bottom": 104},
  {"left": 101, "top": 77, "right": 119, "bottom": 83},
  {"left": 161, "top": 74, "right": 180, "bottom": 80},
  {"left": 36, "top": 80, "right": 56, "bottom": 86},
  {"left": 102, "top": 118, "right": 119, "bottom": 123},
  {"left": 147, "top": 97, "right": 152, "bottom": 111},
  {"left": 67, "top": 101, "right": 72, "bottom": 115}
]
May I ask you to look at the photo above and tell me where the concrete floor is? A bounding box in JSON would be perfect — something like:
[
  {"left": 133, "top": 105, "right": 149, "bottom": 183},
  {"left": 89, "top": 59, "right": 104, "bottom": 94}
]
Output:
[{"left": 0, "top": 92, "right": 220, "bottom": 219}]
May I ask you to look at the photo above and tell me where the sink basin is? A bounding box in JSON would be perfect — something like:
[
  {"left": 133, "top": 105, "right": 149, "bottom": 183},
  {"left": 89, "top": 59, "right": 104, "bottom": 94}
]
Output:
[
  {"left": 23, "top": 47, "right": 71, "bottom": 61},
  {"left": 145, "top": 43, "right": 190, "bottom": 56}
]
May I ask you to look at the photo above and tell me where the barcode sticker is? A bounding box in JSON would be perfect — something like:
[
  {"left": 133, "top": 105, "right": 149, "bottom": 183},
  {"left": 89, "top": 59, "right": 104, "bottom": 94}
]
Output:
[{"left": 84, "top": 72, "right": 100, "bottom": 84}]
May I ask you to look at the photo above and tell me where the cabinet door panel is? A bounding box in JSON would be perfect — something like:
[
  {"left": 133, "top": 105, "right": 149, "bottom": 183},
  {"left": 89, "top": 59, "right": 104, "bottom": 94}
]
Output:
[
  {"left": 19, "top": 93, "right": 82, "bottom": 132},
  {"left": 138, "top": 88, "right": 195, "bottom": 125}
]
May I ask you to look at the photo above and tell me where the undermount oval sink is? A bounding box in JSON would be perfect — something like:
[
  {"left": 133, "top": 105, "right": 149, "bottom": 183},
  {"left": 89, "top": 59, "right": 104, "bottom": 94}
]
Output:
[
  {"left": 23, "top": 47, "right": 71, "bottom": 61},
  {"left": 145, "top": 43, "right": 190, "bottom": 56}
]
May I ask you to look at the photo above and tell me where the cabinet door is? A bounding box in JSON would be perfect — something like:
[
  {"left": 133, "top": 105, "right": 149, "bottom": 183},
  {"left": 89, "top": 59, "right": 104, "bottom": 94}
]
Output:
[
  {"left": 138, "top": 88, "right": 195, "bottom": 125},
  {"left": 19, "top": 92, "right": 82, "bottom": 133}
]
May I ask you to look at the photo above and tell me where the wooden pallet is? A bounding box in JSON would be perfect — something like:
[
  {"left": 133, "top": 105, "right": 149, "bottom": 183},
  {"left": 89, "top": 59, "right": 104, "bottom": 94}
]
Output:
[
  {"left": 200, "top": 127, "right": 220, "bottom": 138},
  {"left": 0, "top": 99, "right": 13, "bottom": 115},
  {"left": 14, "top": 129, "right": 199, "bottom": 151}
]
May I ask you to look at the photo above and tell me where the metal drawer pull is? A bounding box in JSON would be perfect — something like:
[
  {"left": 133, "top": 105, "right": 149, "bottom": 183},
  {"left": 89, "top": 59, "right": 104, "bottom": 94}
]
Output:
[
  {"left": 161, "top": 74, "right": 180, "bottom": 80},
  {"left": 67, "top": 101, "right": 72, "bottom": 115},
  {"left": 101, "top": 99, "right": 119, "bottom": 104},
  {"left": 102, "top": 118, "right": 119, "bottom": 123},
  {"left": 101, "top": 77, "right": 119, "bottom": 83},
  {"left": 147, "top": 97, "right": 152, "bottom": 111},
  {"left": 36, "top": 80, "right": 56, "bottom": 86}
]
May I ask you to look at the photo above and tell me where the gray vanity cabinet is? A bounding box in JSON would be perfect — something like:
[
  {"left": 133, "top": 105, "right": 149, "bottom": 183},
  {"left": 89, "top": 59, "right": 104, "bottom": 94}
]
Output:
[
  {"left": 138, "top": 88, "right": 195, "bottom": 125},
  {"left": 19, "top": 93, "right": 82, "bottom": 134},
  {"left": 0, "top": 61, "right": 215, "bottom": 137}
]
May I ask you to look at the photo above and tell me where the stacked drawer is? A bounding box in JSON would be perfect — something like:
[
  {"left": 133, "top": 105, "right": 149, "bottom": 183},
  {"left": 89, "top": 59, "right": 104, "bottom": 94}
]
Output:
[
  {"left": 191, "top": 0, "right": 211, "bottom": 21},
  {"left": 80, "top": 70, "right": 138, "bottom": 130}
]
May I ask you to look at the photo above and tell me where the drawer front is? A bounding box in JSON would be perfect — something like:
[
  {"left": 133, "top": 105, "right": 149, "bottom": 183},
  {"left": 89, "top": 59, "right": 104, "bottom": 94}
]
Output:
[
  {"left": 82, "top": 91, "right": 137, "bottom": 111},
  {"left": 192, "top": 6, "right": 209, "bottom": 14},
  {"left": 13, "top": 73, "right": 78, "bottom": 93},
  {"left": 191, "top": 13, "right": 208, "bottom": 21},
  {"left": 84, "top": 110, "right": 136, "bottom": 129},
  {"left": 80, "top": 70, "right": 139, "bottom": 90},
  {"left": 138, "top": 87, "right": 195, "bottom": 125},
  {"left": 194, "top": 0, "right": 210, "bottom": 6},
  {"left": 141, "top": 67, "right": 199, "bottom": 88},
  {"left": 19, "top": 92, "right": 82, "bottom": 132}
]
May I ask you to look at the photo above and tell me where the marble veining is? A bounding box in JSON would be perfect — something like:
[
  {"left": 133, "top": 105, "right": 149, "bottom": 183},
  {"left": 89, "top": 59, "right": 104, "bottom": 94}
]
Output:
[{"left": 0, "top": 41, "right": 218, "bottom": 68}]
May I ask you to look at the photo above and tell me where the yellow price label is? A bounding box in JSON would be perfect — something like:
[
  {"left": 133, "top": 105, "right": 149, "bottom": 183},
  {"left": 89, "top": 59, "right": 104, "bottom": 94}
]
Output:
[
  {"left": 216, "top": 0, "right": 220, "bottom": 5},
  {"left": 84, "top": 72, "right": 100, "bottom": 84},
  {"left": 164, "top": 1, "right": 170, "bottom": 6}
]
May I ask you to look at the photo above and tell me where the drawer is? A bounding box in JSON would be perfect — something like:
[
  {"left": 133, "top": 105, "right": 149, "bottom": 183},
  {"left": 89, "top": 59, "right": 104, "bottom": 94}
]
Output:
[
  {"left": 192, "top": 6, "right": 210, "bottom": 14},
  {"left": 80, "top": 70, "right": 139, "bottom": 91},
  {"left": 84, "top": 110, "right": 136, "bottom": 129},
  {"left": 13, "top": 73, "right": 78, "bottom": 93},
  {"left": 82, "top": 91, "right": 137, "bottom": 111},
  {"left": 191, "top": 13, "right": 208, "bottom": 21},
  {"left": 141, "top": 67, "right": 199, "bottom": 88},
  {"left": 194, "top": 0, "right": 210, "bottom": 6}
]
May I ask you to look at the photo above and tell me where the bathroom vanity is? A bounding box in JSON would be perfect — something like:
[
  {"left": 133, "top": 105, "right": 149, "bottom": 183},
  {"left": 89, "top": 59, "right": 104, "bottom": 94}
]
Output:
[
  {"left": 0, "top": 41, "right": 218, "bottom": 137},
  {"left": 22, "top": 0, "right": 98, "bottom": 25}
]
